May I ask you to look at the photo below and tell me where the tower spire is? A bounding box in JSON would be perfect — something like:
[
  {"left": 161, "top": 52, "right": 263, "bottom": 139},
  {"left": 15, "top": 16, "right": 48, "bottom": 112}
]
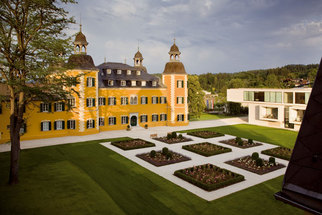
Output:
[{"left": 80, "top": 13, "right": 82, "bottom": 32}]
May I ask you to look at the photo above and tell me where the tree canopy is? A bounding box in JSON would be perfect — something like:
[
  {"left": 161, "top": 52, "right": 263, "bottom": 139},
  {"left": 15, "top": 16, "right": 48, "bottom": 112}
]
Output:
[{"left": 188, "top": 75, "right": 205, "bottom": 118}]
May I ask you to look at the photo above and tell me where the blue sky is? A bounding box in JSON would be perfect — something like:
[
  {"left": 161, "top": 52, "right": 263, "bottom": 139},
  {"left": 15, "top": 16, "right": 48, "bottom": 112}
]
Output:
[{"left": 65, "top": 0, "right": 322, "bottom": 74}]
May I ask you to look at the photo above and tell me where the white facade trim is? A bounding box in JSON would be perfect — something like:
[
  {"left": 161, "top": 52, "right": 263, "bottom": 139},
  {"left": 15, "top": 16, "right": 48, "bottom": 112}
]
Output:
[{"left": 79, "top": 73, "right": 85, "bottom": 132}]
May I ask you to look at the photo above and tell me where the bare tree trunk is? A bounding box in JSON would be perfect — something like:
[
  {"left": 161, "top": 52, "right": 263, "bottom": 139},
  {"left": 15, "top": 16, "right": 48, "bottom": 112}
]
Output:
[{"left": 9, "top": 113, "right": 20, "bottom": 185}]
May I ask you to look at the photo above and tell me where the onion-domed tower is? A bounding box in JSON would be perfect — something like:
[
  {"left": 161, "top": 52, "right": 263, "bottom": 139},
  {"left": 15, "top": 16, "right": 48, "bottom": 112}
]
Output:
[
  {"left": 162, "top": 39, "right": 188, "bottom": 126},
  {"left": 133, "top": 48, "right": 147, "bottom": 72}
]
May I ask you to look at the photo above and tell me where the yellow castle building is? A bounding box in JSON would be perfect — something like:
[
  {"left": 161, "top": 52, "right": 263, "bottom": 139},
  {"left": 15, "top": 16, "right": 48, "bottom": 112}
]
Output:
[{"left": 0, "top": 28, "right": 189, "bottom": 144}]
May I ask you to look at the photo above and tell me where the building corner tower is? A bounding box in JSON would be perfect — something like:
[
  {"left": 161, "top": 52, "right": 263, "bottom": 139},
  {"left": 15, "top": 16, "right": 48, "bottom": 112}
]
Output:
[{"left": 162, "top": 40, "right": 188, "bottom": 126}]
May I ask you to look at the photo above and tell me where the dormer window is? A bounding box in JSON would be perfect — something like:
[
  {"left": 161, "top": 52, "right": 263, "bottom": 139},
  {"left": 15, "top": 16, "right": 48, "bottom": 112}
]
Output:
[
  {"left": 136, "top": 70, "right": 141, "bottom": 76},
  {"left": 121, "top": 80, "right": 126, "bottom": 87},
  {"left": 107, "top": 69, "right": 112, "bottom": 74},
  {"left": 117, "top": 70, "right": 122, "bottom": 75},
  {"left": 141, "top": 81, "right": 146, "bottom": 87},
  {"left": 127, "top": 70, "right": 131, "bottom": 75},
  {"left": 108, "top": 80, "right": 114, "bottom": 86},
  {"left": 131, "top": 80, "right": 136, "bottom": 86},
  {"left": 152, "top": 81, "right": 157, "bottom": 87}
]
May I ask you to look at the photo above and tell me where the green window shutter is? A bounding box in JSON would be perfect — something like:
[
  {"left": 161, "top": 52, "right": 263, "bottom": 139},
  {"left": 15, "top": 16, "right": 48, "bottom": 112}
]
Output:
[
  {"left": 86, "top": 78, "right": 89, "bottom": 87},
  {"left": 182, "top": 97, "right": 184, "bottom": 104},
  {"left": 54, "top": 121, "right": 57, "bottom": 130},
  {"left": 165, "top": 97, "right": 167, "bottom": 103},
  {"left": 146, "top": 97, "right": 148, "bottom": 104},
  {"left": 67, "top": 120, "right": 70, "bottom": 129},
  {"left": 177, "top": 80, "right": 178, "bottom": 87},
  {"left": 93, "top": 120, "right": 95, "bottom": 128},
  {"left": 41, "top": 122, "right": 43, "bottom": 131},
  {"left": 165, "top": 114, "right": 167, "bottom": 120},
  {"left": 92, "top": 78, "right": 95, "bottom": 87},
  {"left": 40, "top": 103, "right": 43, "bottom": 112},
  {"left": 93, "top": 98, "right": 95, "bottom": 106},
  {"left": 86, "top": 99, "right": 89, "bottom": 107},
  {"left": 23, "top": 123, "right": 27, "bottom": 133},
  {"left": 182, "top": 81, "right": 184, "bottom": 88},
  {"left": 62, "top": 102, "right": 65, "bottom": 111},
  {"left": 126, "top": 97, "right": 128, "bottom": 105},
  {"left": 62, "top": 121, "right": 65, "bottom": 129},
  {"left": 86, "top": 120, "right": 89, "bottom": 129},
  {"left": 126, "top": 117, "right": 129, "bottom": 124},
  {"left": 49, "top": 122, "right": 51, "bottom": 130},
  {"left": 114, "top": 98, "right": 116, "bottom": 105},
  {"left": 48, "top": 103, "right": 52, "bottom": 112},
  {"left": 0, "top": 104, "right": 2, "bottom": 114},
  {"left": 183, "top": 115, "right": 185, "bottom": 121},
  {"left": 177, "top": 97, "right": 178, "bottom": 104},
  {"left": 54, "top": 103, "right": 57, "bottom": 111}
]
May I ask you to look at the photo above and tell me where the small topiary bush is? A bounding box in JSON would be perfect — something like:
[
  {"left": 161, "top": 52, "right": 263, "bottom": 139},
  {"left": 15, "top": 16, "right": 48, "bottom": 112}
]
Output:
[
  {"left": 237, "top": 139, "right": 243, "bottom": 146},
  {"left": 248, "top": 139, "right": 253, "bottom": 144},
  {"left": 252, "top": 152, "right": 259, "bottom": 160},
  {"left": 172, "top": 132, "right": 177, "bottom": 139},
  {"left": 166, "top": 152, "right": 173, "bottom": 160},
  {"left": 144, "top": 124, "right": 148, "bottom": 129},
  {"left": 167, "top": 133, "right": 172, "bottom": 140},
  {"left": 269, "top": 157, "right": 276, "bottom": 165},
  {"left": 235, "top": 137, "right": 242, "bottom": 143},
  {"left": 178, "top": 134, "right": 183, "bottom": 139},
  {"left": 256, "top": 158, "right": 263, "bottom": 167},
  {"left": 162, "top": 147, "right": 169, "bottom": 155},
  {"left": 150, "top": 150, "right": 156, "bottom": 158}
]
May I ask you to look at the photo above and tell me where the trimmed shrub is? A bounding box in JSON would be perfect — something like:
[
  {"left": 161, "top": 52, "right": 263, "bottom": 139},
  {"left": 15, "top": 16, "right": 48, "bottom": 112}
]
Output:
[
  {"left": 167, "top": 133, "right": 172, "bottom": 140},
  {"left": 237, "top": 139, "right": 243, "bottom": 146},
  {"left": 256, "top": 158, "right": 263, "bottom": 167},
  {"left": 166, "top": 152, "right": 173, "bottom": 160},
  {"left": 269, "top": 157, "right": 276, "bottom": 165},
  {"left": 162, "top": 147, "right": 169, "bottom": 155},
  {"left": 235, "top": 137, "right": 242, "bottom": 143},
  {"left": 144, "top": 124, "right": 148, "bottom": 129},
  {"left": 248, "top": 139, "right": 253, "bottom": 144},
  {"left": 150, "top": 150, "right": 156, "bottom": 158},
  {"left": 172, "top": 132, "right": 177, "bottom": 139},
  {"left": 252, "top": 152, "right": 259, "bottom": 160},
  {"left": 178, "top": 134, "right": 183, "bottom": 139}
]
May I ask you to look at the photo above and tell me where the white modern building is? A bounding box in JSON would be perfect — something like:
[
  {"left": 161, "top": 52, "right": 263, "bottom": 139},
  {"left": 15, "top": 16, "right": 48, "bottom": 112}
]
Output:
[{"left": 227, "top": 88, "right": 311, "bottom": 130}]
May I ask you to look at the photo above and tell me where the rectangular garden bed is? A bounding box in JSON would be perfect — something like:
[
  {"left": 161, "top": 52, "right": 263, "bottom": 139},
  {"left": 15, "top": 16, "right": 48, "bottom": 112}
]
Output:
[
  {"left": 182, "top": 142, "right": 231, "bottom": 157},
  {"left": 219, "top": 138, "right": 262, "bottom": 149},
  {"left": 111, "top": 138, "right": 155, "bottom": 150},
  {"left": 261, "top": 146, "right": 292, "bottom": 160},
  {"left": 153, "top": 135, "right": 192, "bottom": 144},
  {"left": 136, "top": 149, "right": 191, "bottom": 166},
  {"left": 225, "top": 155, "right": 285, "bottom": 175},
  {"left": 187, "top": 131, "right": 225, "bottom": 139},
  {"left": 174, "top": 164, "right": 244, "bottom": 191}
]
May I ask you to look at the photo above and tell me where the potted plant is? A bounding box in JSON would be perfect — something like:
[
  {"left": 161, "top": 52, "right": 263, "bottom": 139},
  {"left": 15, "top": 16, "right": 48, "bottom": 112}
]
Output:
[
  {"left": 144, "top": 124, "right": 148, "bottom": 129},
  {"left": 126, "top": 125, "right": 131, "bottom": 131}
]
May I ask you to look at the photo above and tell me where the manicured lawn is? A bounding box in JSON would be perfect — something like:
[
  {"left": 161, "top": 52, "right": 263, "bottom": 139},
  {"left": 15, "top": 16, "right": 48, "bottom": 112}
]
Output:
[
  {"left": 189, "top": 112, "right": 239, "bottom": 121},
  {"left": 0, "top": 134, "right": 301, "bottom": 214},
  {"left": 178, "top": 124, "right": 298, "bottom": 149}
]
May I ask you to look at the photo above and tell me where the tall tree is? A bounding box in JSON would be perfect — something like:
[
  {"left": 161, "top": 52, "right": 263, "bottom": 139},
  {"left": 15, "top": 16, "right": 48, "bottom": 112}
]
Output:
[
  {"left": 188, "top": 75, "right": 205, "bottom": 118},
  {"left": 0, "top": 0, "right": 77, "bottom": 184}
]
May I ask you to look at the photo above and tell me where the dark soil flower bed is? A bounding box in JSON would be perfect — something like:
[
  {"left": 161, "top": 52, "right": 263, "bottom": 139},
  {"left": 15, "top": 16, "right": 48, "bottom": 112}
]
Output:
[
  {"left": 111, "top": 138, "right": 155, "bottom": 150},
  {"left": 182, "top": 142, "right": 231, "bottom": 157},
  {"left": 219, "top": 138, "right": 262, "bottom": 148},
  {"left": 261, "top": 146, "right": 292, "bottom": 160},
  {"left": 225, "top": 156, "right": 285, "bottom": 175},
  {"left": 174, "top": 164, "right": 244, "bottom": 191},
  {"left": 153, "top": 136, "right": 192, "bottom": 144},
  {"left": 187, "top": 131, "right": 225, "bottom": 139},
  {"left": 136, "top": 150, "right": 191, "bottom": 166}
]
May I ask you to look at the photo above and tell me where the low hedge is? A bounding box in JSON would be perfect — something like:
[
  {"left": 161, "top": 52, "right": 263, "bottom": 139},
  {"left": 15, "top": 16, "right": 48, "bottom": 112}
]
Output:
[
  {"left": 187, "top": 131, "right": 225, "bottom": 139},
  {"left": 182, "top": 143, "right": 231, "bottom": 157},
  {"left": 111, "top": 138, "right": 155, "bottom": 150},
  {"left": 261, "top": 147, "right": 292, "bottom": 161},
  {"left": 174, "top": 166, "right": 244, "bottom": 191}
]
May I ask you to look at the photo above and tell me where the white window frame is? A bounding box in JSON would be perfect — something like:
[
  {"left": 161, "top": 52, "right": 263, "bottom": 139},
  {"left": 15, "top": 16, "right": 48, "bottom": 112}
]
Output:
[
  {"left": 55, "top": 102, "right": 63, "bottom": 112},
  {"left": 121, "top": 116, "right": 128, "bottom": 124},
  {"left": 177, "top": 97, "right": 184, "bottom": 104},
  {"left": 152, "top": 114, "right": 158, "bottom": 122},
  {"left": 121, "top": 96, "right": 128, "bottom": 105},
  {"left": 177, "top": 80, "right": 183, "bottom": 88},
  {"left": 108, "top": 80, "right": 114, "bottom": 86},
  {"left": 107, "top": 69, "right": 112, "bottom": 74},
  {"left": 152, "top": 96, "right": 158, "bottom": 104},
  {"left": 177, "top": 114, "right": 184, "bottom": 122},
  {"left": 41, "top": 103, "right": 49, "bottom": 112},
  {"left": 152, "top": 81, "right": 157, "bottom": 87},
  {"left": 160, "top": 114, "right": 167, "bottom": 121},
  {"left": 87, "top": 98, "right": 94, "bottom": 107},
  {"left": 99, "top": 117, "right": 105, "bottom": 126},
  {"left": 68, "top": 97, "right": 76, "bottom": 108},
  {"left": 141, "top": 81, "right": 146, "bottom": 87},
  {"left": 108, "top": 117, "right": 116, "bottom": 125},
  {"left": 42, "top": 121, "right": 50, "bottom": 131},
  {"left": 121, "top": 80, "right": 126, "bottom": 87},
  {"left": 55, "top": 120, "right": 64, "bottom": 130},
  {"left": 160, "top": 96, "right": 167, "bottom": 104},
  {"left": 87, "top": 119, "right": 95, "bottom": 129},
  {"left": 87, "top": 77, "right": 94, "bottom": 87},
  {"left": 108, "top": 97, "right": 116, "bottom": 105},
  {"left": 141, "top": 96, "right": 147, "bottom": 104},
  {"left": 127, "top": 70, "right": 131, "bottom": 75},
  {"left": 117, "top": 69, "right": 122, "bottom": 75},
  {"left": 131, "top": 80, "right": 136, "bottom": 86},
  {"left": 67, "top": 120, "right": 76, "bottom": 129},
  {"left": 140, "top": 115, "right": 147, "bottom": 123},
  {"left": 98, "top": 97, "right": 105, "bottom": 106},
  {"left": 130, "top": 95, "right": 138, "bottom": 105},
  {"left": 136, "top": 70, "right": 141, "bottom": 75}
]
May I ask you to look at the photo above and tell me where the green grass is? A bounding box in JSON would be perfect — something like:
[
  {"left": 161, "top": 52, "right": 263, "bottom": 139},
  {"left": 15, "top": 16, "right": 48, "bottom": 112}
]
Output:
[
  {"left": 0, "top": 133, "right": 301, "bottom": 214},
  {"left": 189, "top": 112, "right": 239, "bottom": 121},
  {"left": 178, "top": 124, "right": 298, "bottom": 149}
]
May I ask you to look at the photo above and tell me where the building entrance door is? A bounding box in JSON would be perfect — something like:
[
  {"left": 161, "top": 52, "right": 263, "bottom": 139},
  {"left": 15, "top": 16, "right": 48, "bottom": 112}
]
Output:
[{"left": 130, "top": 116, "right": 137, "bottom": 126}]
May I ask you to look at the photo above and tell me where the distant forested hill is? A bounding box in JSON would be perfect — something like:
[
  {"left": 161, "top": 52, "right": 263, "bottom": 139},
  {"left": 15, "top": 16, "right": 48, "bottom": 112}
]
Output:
[{"left": 198, "top": 64, "right": 319, "bottom": 95}]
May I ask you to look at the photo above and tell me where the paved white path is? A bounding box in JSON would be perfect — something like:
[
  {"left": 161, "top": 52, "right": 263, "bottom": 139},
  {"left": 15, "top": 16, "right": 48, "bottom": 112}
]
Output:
[
  {"left": 0, "top": 117, "right": 247, "bottom": 152},
  {"left": 101, "top": 134, "right": 288, "bottom": 201},
  {"left": 0, "top": 116, "right": 288, "bottom": 201}
]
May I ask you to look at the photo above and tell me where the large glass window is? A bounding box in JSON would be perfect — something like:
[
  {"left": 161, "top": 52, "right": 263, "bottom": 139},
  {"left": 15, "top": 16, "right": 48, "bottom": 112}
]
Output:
[
  {"left": 295, "top": 93, "right": 305, "bottom": 104},
  {"left": 243, "top": 91, "right": 254, "bottom": 101},
  {"left": 283, "top": 92, "right": 293, "bottom": 104},
  {"left": 263, "top": 107, "right": 278, "bottom": 120},
  {"left": 264, "top": 92, "right": 282, "bottom": 103}
]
